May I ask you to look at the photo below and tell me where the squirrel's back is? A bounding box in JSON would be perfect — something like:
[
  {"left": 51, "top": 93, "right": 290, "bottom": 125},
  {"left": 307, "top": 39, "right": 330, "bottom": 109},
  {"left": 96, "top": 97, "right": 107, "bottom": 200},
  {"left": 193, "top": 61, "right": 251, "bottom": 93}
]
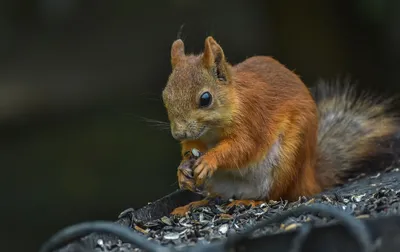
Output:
[{"left": 311, "top": 78, "right": 400, "bottom": 188}]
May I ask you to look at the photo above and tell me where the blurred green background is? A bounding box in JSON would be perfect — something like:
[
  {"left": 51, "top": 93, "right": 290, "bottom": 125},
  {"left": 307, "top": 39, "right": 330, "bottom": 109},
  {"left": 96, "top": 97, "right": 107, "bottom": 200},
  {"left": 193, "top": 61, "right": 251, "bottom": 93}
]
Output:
[{"left": 1, "top": 0, "right": 400, "bottom": 251}]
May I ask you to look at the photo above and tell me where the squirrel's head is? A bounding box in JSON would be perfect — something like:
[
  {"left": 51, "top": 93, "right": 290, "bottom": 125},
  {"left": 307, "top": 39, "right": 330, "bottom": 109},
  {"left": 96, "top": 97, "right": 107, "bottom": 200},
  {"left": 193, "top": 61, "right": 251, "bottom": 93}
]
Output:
[{"left": 162, "top": 36, "right": 234, "bottom": 141}]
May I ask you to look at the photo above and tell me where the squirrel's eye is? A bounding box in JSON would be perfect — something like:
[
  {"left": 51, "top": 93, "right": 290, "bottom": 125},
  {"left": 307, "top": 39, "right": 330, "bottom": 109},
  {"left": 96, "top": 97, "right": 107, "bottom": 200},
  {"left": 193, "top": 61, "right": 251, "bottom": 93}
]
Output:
[{"left": 199, "top": 92, "right": 212, "bottom": 108}]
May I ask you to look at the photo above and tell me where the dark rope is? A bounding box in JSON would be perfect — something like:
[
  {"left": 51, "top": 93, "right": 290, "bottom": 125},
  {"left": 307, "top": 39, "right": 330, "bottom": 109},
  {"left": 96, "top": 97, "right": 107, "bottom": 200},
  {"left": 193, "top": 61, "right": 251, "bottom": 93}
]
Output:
[
  {"left": 289, "top": 223, "right": 312, "bottom": 252},
  {"left": 38, "top": 204, "right": 373, "bottom": 252},
  {"left": 225, "top": 203, "right": 373, "bottom": 252},
  {"left": 38, "top": 221, "right": 173, "bottom": 252}
]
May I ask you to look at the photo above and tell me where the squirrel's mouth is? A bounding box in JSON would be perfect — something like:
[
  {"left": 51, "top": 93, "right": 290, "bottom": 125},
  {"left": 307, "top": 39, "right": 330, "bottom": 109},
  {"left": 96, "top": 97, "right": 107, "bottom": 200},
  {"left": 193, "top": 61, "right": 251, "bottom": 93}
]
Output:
[
  {"left": 193, "top": 126, "right": 208, "bottom": 140},
  {"left": 176, "top": 126, "right": 208, "bottom": 141}
]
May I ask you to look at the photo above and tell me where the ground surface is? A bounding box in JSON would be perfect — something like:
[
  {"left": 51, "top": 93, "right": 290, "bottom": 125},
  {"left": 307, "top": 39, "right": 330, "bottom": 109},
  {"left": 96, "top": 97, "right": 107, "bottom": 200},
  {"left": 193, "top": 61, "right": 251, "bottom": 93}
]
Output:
[{"left": 81, "top": 166, "right": 400, "bottom": 252}]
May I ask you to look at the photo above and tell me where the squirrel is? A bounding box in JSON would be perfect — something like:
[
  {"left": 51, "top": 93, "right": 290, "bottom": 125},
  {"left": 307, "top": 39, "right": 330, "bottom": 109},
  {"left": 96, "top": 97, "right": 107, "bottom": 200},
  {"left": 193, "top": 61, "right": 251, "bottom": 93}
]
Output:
[{"left": 161, "top": 36, "right": 400, "bottom": 216}]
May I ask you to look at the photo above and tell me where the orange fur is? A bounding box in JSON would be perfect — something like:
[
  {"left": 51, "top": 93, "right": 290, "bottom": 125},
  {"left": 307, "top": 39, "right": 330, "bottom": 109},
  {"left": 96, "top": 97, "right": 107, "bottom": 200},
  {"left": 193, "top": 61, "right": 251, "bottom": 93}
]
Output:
[
  {"left": 170, "top": 199, "right": 209, "bottom": 216},
  {"left": 226, "top": 200, "right": 264, "bottom": 209}
]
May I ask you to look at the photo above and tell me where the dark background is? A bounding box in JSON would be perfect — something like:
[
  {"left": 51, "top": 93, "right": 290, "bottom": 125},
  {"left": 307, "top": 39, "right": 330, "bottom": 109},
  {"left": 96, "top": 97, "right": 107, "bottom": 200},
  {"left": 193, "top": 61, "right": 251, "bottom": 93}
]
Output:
[{"left": 1, "top": 1, "right": 400, "bottom": 251}]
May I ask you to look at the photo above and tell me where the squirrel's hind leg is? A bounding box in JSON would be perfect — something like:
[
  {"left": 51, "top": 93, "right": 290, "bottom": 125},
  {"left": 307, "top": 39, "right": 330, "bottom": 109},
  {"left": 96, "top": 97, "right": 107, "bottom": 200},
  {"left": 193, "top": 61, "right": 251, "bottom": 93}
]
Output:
[
  {"left": 226, "top": 199, "right": 264, "bottom": 209},
  {"left": 170, "top": 199, "right": 210, "bottom": 216}
]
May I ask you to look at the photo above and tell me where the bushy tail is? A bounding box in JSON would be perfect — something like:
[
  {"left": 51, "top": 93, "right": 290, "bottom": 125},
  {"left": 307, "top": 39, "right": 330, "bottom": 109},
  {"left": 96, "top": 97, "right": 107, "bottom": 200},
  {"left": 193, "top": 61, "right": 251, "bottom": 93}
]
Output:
[{"left": 310, "top": 78, "right": 400, "bottom": 187}]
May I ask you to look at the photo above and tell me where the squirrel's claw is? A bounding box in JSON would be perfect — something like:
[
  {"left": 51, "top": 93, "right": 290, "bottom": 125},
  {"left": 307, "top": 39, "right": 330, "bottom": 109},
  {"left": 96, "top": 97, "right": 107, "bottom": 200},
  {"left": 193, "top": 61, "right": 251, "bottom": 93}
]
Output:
[
  {"left": 177, "top": 169, "right": 196, "bottom": 191},
  {"left": 170, "top": 199, "right": 210, "bottom": 216},
  {"left": 177, "top": 158, "right": 197, "bottom": 191},
  {"left": 194, "top": 155, "right": 217, "bottom": 187}
]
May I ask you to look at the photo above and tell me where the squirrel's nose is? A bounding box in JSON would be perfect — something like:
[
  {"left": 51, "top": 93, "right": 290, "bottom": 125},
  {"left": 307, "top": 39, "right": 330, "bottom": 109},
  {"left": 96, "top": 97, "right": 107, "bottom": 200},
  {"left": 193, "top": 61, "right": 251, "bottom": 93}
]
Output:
[
  {"left": 171, "top": 121, "right": 187, "bottom": 140},
  {"left": 172, "top": 131, "right": 187, "bottom": 141}
]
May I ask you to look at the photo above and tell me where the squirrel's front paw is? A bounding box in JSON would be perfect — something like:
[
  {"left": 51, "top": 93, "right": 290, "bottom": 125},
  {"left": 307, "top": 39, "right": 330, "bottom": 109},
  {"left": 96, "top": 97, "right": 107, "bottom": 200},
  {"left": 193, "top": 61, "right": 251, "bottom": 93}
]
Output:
[
  {"left": 177, "top": 169, "right": 196, "bottom": 191},
  {"left": 194, "top": 155, "right": 217, "bottom": 187},
  {"left": 177, "top": 157, "right": 197, "bottom": 191}
]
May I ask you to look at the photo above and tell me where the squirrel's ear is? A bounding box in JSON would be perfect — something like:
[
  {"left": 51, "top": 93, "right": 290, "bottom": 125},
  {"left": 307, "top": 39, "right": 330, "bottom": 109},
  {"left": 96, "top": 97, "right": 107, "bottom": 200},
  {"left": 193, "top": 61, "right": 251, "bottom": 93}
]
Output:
[
  {"left": 171, "top": 39, "right": 185, "bottom": 68},
  {"left": 202, "top": 36, "right": 230, "bottom": 83}
]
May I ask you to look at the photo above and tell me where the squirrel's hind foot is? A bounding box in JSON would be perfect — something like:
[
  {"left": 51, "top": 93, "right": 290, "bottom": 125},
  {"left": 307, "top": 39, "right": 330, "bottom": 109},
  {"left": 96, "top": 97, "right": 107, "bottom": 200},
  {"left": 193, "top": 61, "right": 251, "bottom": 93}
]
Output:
[
  {"left": 226, "top": 199, "right": 264, "bottom": 209},
  {"left": 170, "top": 199, "right": 210, "bottom": 216}
]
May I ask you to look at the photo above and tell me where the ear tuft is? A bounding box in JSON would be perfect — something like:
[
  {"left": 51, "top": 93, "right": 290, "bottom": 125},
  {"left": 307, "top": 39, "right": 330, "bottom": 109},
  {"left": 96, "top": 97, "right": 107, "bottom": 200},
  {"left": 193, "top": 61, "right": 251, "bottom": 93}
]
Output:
[
  {"left": 203, "top": 37, "right": 225, "bottom": 68},
  {"left": 171, "top": 39, "right": 185, "bottom": 68},
  {"left": 202, "top": 36, "right": 230, "bottom": 82}
]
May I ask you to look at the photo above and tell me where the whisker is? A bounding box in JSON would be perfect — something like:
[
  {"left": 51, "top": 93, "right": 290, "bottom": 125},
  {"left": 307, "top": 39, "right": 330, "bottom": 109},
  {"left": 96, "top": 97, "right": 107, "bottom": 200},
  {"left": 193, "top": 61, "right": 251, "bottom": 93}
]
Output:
[
  {"left": 170, "top": 181, "right": 178, "bottom": 187},
  {"left": 137, "top": 116, "right": 171, "bottom": 131},
  {"left": 115, "top": 112, "right": 171, "bottom": 132},
  {"left": 134, "top": 92, "right": 164, "bottom": 103}
]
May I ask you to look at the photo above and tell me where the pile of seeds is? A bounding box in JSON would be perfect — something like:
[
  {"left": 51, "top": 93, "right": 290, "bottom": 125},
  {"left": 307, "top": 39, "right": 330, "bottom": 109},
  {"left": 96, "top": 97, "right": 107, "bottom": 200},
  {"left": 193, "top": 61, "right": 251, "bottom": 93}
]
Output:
[{"left": 91, "top": 167, "right": 400, "bottom": 252}]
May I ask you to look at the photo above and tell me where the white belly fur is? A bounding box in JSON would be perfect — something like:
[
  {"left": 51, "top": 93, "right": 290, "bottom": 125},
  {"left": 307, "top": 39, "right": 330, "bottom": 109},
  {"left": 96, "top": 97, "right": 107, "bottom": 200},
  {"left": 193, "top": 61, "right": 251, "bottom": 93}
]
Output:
[{"left": 205, "top": 137, "right": 281, "bottom": 200}]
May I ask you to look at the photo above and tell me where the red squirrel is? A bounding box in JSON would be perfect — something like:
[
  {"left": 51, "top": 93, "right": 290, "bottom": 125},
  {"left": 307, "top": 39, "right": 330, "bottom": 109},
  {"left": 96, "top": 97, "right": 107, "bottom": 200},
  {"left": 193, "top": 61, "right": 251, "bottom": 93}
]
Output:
[{"left": 161, "top": 36, "right": 399, "bottom": 216}]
